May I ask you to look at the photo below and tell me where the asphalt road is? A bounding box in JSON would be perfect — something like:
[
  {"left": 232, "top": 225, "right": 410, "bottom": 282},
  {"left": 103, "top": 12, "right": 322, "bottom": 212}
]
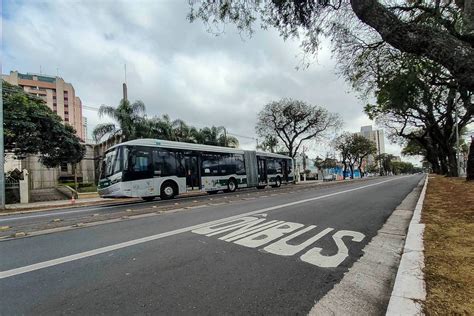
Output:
[{"left": 0, "top": 175, "right": 423, "bottom": 315}]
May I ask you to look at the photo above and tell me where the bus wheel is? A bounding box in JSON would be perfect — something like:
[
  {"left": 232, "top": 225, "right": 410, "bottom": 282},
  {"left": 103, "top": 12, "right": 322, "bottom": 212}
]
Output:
[
  {"left": 273, "top": 177, "right": 282, "bottom": 188},
  {"left": 160, "top": 181, "right": 177, "bottom": 200},
  {"left": 142, "top": 196, "right": 156, "bottom": 202},
  {"left": 227, "top": 179, "right": 237, "bottom": 193}
]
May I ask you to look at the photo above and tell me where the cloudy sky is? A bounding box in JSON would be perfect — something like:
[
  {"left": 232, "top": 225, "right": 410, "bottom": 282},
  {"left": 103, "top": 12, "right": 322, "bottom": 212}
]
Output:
[{"left": 2, "top": 0, "right": 406, "bottom": 159}]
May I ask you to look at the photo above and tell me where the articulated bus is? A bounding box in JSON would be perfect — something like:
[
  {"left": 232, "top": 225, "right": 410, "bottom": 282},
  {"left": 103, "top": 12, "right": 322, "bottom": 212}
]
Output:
[{"left": 98, "top": 139, "right": 294, "bottom": 200}]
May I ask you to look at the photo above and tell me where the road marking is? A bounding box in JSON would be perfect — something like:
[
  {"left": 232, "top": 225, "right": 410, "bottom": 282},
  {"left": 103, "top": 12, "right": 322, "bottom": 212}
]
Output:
[
  {"left": 0, "top": 176, "right": 409, "bottom": 280},
  {"left": 192, "top": 215, "right": 363, "bottom": 268}
]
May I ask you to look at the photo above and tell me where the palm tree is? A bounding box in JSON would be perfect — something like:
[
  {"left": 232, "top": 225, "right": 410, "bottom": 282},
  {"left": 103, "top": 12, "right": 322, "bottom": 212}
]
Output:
[
  {"left": 194, "top": 126, "right": 239, "bottom": 148},
  {"left": 172, "top": 119, "right": 197, "bottom": 143},
  {"left": 92, "top": 99, "right": 146, "bottom": 142}
]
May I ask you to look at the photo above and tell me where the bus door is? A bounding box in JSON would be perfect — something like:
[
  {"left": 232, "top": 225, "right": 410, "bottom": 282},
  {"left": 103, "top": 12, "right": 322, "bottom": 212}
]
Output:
[
  {"left": 257, "top": 157, "right": 267, "bottom": 184},
  {"left": 184, "top": 152, "right": 200, "bottom": 190}
]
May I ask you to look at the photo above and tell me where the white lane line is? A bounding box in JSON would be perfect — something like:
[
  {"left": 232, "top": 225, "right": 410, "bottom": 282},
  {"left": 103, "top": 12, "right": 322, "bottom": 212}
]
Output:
[{"left": 0, "top": 176, "right": 410, "bottom": 280}]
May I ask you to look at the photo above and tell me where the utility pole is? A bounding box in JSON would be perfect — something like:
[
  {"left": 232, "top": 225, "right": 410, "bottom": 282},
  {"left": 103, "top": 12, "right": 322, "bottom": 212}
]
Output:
[
  {"left": 0, "top": 80, "right": 5, "bottom": 210},
  {"left": 122, "top": 64, "right": 128, "bottom": 101}
]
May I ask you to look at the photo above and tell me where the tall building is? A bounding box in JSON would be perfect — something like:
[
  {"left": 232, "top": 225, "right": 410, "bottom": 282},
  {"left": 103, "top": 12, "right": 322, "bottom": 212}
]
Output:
[
  {"left": 358, "top": 125, "right": 385, "bottom": 156},
  {"left": 3, "top": 70, "right": 85, "bottom": 141}
]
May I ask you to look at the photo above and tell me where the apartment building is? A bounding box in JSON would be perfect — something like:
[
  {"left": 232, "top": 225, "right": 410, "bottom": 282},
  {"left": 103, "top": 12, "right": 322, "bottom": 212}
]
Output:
[
  {"left": 358, "top": 125, "right": 385, "bottom": 156},
  {"left": 3, "top": 70, "right": 85, "bottom": 140}
]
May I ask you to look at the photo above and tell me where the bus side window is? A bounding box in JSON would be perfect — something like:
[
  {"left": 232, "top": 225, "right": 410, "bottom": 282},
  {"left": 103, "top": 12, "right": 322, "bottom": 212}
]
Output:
[
  {"left": 202, "top": 154, "right": 218, "bottom": 175},
  {"left": 267, "top": 159, "right": 276, "bottom": 175},
  {"left": 127, "top": 147, "right": 153, "bottom": 180},
  {"left": 235, "top": 154, "right": 245, "bottom": 175},
  {"left": 153, "top": 149, "right": 176, "bottom": 177},
  {"left": 218, "top": 153, "right": 235, "bottom": 175},
  {"left": 275, "top": 159, "right": 282, "bottom": 174}
]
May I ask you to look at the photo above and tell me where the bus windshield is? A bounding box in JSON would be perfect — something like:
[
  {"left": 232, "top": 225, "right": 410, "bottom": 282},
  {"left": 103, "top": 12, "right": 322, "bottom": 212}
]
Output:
[{"left": 100, "top": 147, "right": 124, "bottom": 179}]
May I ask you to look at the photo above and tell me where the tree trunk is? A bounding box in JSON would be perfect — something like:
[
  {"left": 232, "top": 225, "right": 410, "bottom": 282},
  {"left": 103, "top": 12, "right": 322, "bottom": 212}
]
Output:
[
  {"left": 430, "top": 159, "right": 441, "bottom": 174},
  {"left": 439, "top": 154, "right": 449, "bottom": 175},
  {"left": 447, "top": 150, "right": 459, "bottom": 177},
  {"left": 466, "top": 139, "right": 474, "bottom": 181},
  {"left": 73, "top": 163, "right": 78, "bottom": 192},
  {"left": 342, "top": 161, "right": 348, "bottom": 179},
  {"left": 351, "top": 0, "right": 474, "bottom": 91}
]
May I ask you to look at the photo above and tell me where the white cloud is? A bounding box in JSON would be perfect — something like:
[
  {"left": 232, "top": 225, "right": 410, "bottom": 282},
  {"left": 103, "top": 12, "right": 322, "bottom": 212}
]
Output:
[{"left": 2, "top": 0, "right": 403, "bottom": 158}]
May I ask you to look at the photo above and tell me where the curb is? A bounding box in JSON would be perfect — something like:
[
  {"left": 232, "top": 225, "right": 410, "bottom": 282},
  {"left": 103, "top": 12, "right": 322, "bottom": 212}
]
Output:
[{"left": 386, "top": 175, "right": 428, "bottom": 315}]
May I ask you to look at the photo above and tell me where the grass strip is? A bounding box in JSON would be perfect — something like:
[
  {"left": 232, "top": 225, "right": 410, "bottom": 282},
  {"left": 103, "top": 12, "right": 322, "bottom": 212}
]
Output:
[{"left": 422, "top": 175, "right": 474, "bottom": 315}]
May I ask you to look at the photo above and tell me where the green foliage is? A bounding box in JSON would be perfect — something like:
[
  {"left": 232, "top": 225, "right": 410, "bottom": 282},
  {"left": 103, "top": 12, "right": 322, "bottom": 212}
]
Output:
[
  {"left": 334, "top": 133, "right": 376, "bottom": 178},
  {"left": 375, "top": 154, "right": 395, "bottom": 175},
  {"left": 93, "top": 99, "right": 146, "bottom": 142},
  {"left": 314, "top": 157, "right": 337, "bottom": 169},
  {"left": 2, "top": 81, "right": 85, "bottom": 168},
  {"left": 188, "top": 1, "right": 474, "bottom": 90},
  {"left": 92, "top": 99, "right": 238, "bottom": 148},
  {"left": 257, "top": 135, "right": 279, "bottom": 153},
  {"left": 402, "top": 138, "right": 427, "bottom": 157},
  {"left": 391, "top": 161, "right": 416, "bottom": 175}
]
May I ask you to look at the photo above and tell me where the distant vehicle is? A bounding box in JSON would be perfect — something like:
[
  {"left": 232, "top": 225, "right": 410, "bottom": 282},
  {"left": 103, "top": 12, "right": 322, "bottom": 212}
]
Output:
[
  {"left": 98, "top": 139, "right": 294, "bottom": 200},
  {"left": 323, "top": 174, "right": 336, "bottom": 182}
]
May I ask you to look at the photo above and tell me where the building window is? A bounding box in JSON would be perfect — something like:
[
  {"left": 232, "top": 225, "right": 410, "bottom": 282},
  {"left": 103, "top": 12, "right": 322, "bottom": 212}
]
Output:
[
  {"left": 64, "top": 111, "right": 69, "bottom": 115},
  {"left": 60, "top": 162, "right": 68, "bottom": 172},
  {"left": 65, "top": 118, "right": 69, "bottom": 122}
]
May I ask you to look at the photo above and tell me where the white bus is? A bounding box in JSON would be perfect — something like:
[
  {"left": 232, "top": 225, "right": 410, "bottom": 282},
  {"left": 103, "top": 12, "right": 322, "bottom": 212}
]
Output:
[{"left": 98, "top": 139, "right": 294, "bottom": 200}]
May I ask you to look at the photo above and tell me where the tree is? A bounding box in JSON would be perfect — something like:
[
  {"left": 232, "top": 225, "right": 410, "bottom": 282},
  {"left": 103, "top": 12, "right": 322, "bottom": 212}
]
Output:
[
  {"left": 188, "top": 1, "right": 474, "bottom": 91},
  {"left": 338, "top": 37, "right": 473, "bottom": 177},
  {"left": 256, "top": 98, "right": 341, "bottom": 158},
  {"left": 3, "top": 81, "right": 85, "bottom": 168},
  {"left": 314, "top": 156, "right": 338, "bottom": 177},
  {"left": 257, "top": 135, "right": 279, "bottom": 153},
  {"left": 376, "top": 153, "right": 396, "bottom": 176},
  {"left": 92, "top": 99, "right": 146, "bottom": 142},
  {"left": 350, "top": 135, "right": 377, "bottom": 177},
  {"left": 333, "top": 133, "right": 352, "bottom": 179},
  {"left": 334, "top": 133, "right": 376, "bottom": 178},
  {"left": 391, "top": 161, "right": 415, "bottom": 175}
]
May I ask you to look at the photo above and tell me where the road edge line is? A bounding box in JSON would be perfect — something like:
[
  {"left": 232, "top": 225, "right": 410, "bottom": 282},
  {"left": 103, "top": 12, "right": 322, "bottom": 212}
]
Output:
[
  {"left": 308, "top": 175, "right": 425, "bottom": 315},
  {"left": 385, "top": 175, "right": 428, "bottom": 315}
]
